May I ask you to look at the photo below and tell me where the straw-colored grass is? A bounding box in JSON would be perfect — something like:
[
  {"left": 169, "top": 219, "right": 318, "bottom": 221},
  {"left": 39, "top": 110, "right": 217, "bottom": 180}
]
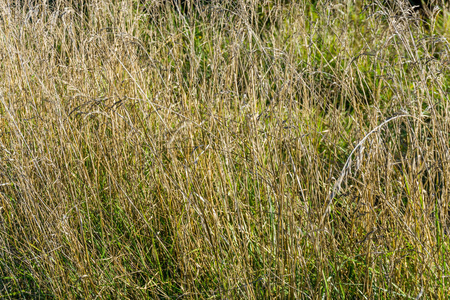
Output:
[{"left": 0, "top": 0, "right": 449, "bottom": 298}]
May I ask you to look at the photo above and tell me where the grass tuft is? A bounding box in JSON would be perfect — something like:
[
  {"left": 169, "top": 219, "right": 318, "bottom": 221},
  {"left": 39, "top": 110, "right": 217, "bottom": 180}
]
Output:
[{"left": 0, "top": 0, "right": 449, "bottom": 298}]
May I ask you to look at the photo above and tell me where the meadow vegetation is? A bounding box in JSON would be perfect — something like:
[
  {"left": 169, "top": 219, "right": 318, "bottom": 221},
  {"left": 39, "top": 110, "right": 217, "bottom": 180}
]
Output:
[{"left": 0, "top": 0, "right": 450, "bottom": 298}]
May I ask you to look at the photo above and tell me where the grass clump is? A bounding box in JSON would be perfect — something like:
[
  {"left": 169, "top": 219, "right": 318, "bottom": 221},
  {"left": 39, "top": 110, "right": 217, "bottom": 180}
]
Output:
[{"left": 0, "top": 0, "right": 449, "bottom": 298}]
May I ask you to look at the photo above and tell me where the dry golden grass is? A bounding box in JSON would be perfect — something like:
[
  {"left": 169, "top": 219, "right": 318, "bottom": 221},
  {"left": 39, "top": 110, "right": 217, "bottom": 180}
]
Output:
[{"left": 0, "top": 0, "right": 449, "bottom": 298}]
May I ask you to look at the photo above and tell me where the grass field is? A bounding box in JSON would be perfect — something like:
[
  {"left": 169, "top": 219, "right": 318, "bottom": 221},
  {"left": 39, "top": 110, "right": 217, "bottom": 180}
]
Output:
[{"left": 0, "top": 0, "right": 450, "bottom": 298}]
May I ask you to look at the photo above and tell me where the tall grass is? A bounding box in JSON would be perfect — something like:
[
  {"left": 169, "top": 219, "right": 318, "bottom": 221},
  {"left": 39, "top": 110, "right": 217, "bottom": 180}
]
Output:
[{"left": 0, "top": 0, "right": 449, "bottom": 298}]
